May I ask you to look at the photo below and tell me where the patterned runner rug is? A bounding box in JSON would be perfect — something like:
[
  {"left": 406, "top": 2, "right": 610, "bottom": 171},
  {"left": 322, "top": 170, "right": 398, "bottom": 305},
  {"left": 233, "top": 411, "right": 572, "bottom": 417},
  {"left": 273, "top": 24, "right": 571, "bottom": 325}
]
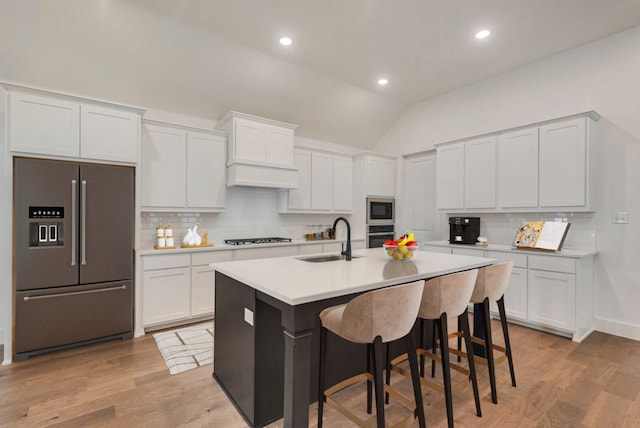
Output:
[{"left": 153, "top": 322, "right": 214, "bottom": 375}]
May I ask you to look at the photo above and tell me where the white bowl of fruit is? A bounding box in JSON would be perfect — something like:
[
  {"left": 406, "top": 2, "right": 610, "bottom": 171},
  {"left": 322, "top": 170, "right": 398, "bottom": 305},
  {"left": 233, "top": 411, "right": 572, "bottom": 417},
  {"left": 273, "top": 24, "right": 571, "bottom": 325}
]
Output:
[{"left": 383, "top": 233, "right": 418, "bottom": 261}]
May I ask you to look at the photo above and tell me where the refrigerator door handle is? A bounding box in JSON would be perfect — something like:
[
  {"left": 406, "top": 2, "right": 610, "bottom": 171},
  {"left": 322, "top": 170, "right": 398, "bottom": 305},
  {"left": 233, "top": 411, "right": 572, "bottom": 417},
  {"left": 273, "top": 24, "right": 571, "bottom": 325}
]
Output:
[
  {"left": 22, "top": 285, "right": 128, "bottom": 301},
  {"left": 71, "top": 179, "right": 77, "bottom": 266},
  {"left": 81, "top": 180, "right": 87, "bottom": 265}
]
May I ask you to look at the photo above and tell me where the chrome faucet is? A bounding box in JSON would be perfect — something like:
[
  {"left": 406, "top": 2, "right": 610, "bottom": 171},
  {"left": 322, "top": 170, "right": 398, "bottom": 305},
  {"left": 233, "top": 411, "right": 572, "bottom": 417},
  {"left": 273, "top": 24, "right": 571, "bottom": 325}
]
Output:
[{"left": 332, "top": 217, "right": 352, "bottom": 261}]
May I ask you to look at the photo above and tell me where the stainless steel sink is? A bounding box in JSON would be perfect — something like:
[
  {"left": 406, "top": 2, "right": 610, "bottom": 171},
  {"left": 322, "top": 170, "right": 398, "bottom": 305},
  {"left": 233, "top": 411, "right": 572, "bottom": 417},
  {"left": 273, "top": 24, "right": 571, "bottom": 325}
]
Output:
[{"left": 297, "top": 254, "right": 361, "bottom": 263}]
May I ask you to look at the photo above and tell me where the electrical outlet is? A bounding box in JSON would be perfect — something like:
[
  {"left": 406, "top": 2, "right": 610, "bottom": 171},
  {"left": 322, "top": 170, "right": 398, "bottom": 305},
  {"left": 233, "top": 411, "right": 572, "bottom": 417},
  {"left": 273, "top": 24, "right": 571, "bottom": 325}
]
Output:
[{"left": 612, "top": 212, "right": 629, "bottom": 224}]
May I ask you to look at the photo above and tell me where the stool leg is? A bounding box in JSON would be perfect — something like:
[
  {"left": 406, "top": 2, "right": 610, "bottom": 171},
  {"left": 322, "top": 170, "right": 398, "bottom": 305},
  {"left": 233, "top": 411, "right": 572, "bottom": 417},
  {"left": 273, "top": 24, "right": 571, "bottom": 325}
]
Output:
[
  {"left": 481, "top": 298, "right": 498, "bottom": 404},
  {"left": 456, "top": 316, "right": 462, "bottom": 363},
  {"left": 497, "top": 295, "right": 517, "bottom": 387},
  {"left": 459, "top": 310, "right": 482, "bottom": 417},
  {"left": 385, "top": 342, "right": 391, "bottom": 404},
  {"left": 437, "top": 313, "right": 454, "bottom": 428},
  {"left": 431, "top": 320, "right": 437, "bottom": 378},
  {"left": 406, "top": 330, "right": 427, "bottom": 428},
  {"left": 317, "top": 326, "right": 328, "bottom": 428},
  {"left": 367, "top": 343, "right": 373, "bottom": 414},
  {"left": 419, "top": 318, "right": 425, "bottom": 378},
  {"left": 372, "top": 336, "right": 386, "bottom": 428}
]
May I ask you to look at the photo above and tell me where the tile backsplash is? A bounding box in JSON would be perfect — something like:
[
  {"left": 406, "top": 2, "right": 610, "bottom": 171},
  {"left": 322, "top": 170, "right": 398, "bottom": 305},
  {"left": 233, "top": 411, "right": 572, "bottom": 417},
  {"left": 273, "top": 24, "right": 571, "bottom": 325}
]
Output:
[
  {"left": 439, "top": 212, "right": 596, "bottom": 250},
  {"left": 140, "top": 187, "right": 347, "bottom": 249}
]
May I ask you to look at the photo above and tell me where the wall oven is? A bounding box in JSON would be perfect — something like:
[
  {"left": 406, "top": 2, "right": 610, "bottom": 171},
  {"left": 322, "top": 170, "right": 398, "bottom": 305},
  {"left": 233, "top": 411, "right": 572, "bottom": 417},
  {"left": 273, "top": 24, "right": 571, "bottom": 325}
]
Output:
[
  {"left": 366, "top": 197, "right": 395, "bottom": 248},
  {"left": 367, "top": 224, "right": 395, "bottom": 248},
  {"left": 366, "top": 197, "right": 394, "bottom": 225}
]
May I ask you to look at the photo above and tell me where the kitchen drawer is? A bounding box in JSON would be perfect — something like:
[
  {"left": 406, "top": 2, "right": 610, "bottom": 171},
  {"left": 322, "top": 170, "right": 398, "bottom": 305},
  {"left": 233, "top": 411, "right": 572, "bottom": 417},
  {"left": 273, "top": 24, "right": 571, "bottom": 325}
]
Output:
[
  {"left": 323, "top": 242, "right": 343, "bottom": 253},
  {"left": 299, "top": 244, "right": 324, "bottom": 255},
  {"left": 15, "top": 281, "right": 132, "bottom": 355},
  {"left": 486, "top": 251, "right": 528, "bottom": 268},
  {"left": 452, "top": 247, "right": 485, "bottom": 257},
  {"left": 529, "top": 255, "right": 575, "bottom": 274},
  {"left": 191, "top": 250, "right": 233, "bottom": 266},
  {"left": 233, "top": 246, "right": 299, "bottom": 261},
  {"left": 143, "top": 253, "right": 190, "bottom": 271},
  {"left": 423, "top": 246, "right": 452, "bottom": 254}
]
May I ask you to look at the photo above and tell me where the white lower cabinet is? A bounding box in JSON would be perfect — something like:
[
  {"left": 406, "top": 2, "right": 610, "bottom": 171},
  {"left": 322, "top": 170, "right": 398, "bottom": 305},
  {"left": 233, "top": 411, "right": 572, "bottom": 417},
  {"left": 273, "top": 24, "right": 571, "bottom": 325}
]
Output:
[
  {"left": 527, "top": 255, "right": 577, "bottom": 331},
  {"left": 527, "top": 270, "right": 576, "bottom": 331},
  {"left": 190, "top": 266, "right": 217, "bottom": 317},
  {"left": 141, "top": 242, "right": 361, "bottom": 332},
  {"left": 423, "top": 243, "right": 594, "bottom": 341},
  {"left": 501, "top": 267, "right": 528, "bottom": 321},
  {"left": 142, "top": 251, "right": 232, "bottom": 330},
  {"left": 486, "top": 251, "right": 528, "bottom": 321},
  {"left": 142, "top": 254, "right": 191, "bottom": 327}
]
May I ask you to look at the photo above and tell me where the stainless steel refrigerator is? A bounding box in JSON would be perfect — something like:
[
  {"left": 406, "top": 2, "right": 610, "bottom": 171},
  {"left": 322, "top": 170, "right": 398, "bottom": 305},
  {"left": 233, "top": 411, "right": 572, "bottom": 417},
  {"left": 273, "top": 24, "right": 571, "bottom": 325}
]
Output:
[{"left": 14, "top": 157, "right": 134, "bottom": 361}]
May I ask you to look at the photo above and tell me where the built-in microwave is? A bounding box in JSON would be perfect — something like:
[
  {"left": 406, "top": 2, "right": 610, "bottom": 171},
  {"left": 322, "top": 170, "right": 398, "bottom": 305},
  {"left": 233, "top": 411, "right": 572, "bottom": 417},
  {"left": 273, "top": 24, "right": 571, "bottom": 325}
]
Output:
[{"left": 366, "top": 197, "right": 394, "bottom": 225}]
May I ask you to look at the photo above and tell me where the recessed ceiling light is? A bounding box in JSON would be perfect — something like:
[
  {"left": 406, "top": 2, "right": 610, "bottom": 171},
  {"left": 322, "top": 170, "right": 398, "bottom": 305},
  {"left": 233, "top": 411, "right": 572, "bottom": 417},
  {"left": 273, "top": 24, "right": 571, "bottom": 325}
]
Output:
[
  {"left": 475, "top": 29, "right": 491, "bottom": 39},
  {"left": 377, "top": 78, "right": 389, "bottom": 86},
  {"left": 279, "top": 37, "right": 292, "bottom": 46}
]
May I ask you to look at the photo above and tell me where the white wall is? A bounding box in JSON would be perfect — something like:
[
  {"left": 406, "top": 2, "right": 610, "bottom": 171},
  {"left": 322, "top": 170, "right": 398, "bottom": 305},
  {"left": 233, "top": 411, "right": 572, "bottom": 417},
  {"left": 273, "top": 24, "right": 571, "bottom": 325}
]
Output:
[
  {"left": 1, "top": 88, "right": 12, "bottom": 362},
  {"left": 374, "top": 26, "right": 640, "bottom": 340}
]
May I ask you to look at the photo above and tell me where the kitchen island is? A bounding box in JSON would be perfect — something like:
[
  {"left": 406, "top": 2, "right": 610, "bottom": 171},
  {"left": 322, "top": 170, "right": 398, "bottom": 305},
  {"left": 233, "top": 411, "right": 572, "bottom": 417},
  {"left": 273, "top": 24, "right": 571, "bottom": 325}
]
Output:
[{"left": 211, "top": 248, "right": 496, "bottom": 428}]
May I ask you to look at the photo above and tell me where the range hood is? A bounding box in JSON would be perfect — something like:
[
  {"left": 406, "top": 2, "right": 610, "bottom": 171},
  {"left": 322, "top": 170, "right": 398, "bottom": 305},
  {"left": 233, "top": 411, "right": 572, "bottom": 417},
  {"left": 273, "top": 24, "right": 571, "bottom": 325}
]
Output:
[
  {"left": 226, "top": 160, "right": 298, "bottom": 189},
  {"left": 218, "top": 111, "right": 299, "bottom": 189}
]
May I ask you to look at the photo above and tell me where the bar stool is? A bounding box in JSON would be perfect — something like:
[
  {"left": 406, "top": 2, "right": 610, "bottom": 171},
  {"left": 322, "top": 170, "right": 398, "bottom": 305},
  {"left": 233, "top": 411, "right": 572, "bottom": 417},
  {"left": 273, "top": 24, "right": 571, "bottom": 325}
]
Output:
[
  {"left": 388, "top": 269, "right": 482, "bottom": 428},
  {"left": 468, "top": 261, "right": 516, "bottom": 404},
  {"left": 318, "top": 280, "right": 426, "bottom": 428}
]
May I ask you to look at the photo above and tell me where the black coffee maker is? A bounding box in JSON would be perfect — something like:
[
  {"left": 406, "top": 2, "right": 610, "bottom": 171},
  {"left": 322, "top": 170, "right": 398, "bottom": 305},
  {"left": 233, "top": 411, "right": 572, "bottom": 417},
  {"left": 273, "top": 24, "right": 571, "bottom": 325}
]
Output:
[{"left": 449, "top": 217, "right": 480, "bottom": 244}]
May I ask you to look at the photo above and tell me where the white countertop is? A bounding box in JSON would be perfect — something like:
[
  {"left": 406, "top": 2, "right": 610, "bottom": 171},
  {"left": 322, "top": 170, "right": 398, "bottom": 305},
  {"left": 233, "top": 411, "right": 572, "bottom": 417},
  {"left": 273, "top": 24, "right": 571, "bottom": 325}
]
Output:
[
  {"left": 423, "top": 241, "right": 598, "bottom": 258},
  {"left": 137, "top": 238, "right": 362, "bottom": 256},
  {"left": 210, "top": 248, "right": 496, "bottom": 306}
]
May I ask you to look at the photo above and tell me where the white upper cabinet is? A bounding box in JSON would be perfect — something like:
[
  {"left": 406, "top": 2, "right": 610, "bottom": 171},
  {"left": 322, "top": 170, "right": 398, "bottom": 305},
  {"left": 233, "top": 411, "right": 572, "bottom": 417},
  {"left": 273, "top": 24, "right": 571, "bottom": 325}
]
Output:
[
  {"left": 539, "top": 118, "right": 588, "bottom": 208},
  {"left": 8, "top": 90, "right": 140, "bottom": 163},
  {"left": 141, "top": 122, "right": 226, "bottom": 212},
  {"left": 187, "top": 131, "right": 227, "bottom": 209},
  {"left": 311, "top": 151, "right": 333, "bottom": 211},
  {"left": 436, "top": 112, "right": 597, "bottom": 213},
  {"left": 232, "top": 116, "right": 294, "bottom": 166},
  {"left": 286, "top": 149, "right": 312, "bottom": 210},
  {"left": 436, "top": 143, "right": 464, "bottom": 210},
  {"left": 141, "top": 125, "right": 187, "bottom": 208},
  {"left": 9, "top": 92, "right": 80, "bottom": 158},
  {"left": 333, "top": 155, "right": 354, "bottom": 212},
  {"left": 279, "top": 148, "right": 353, "bottom": 213},
  {"left": 80, "top": 104, "right": 139, "bottom": 163},
  {"left": 464, "top": 136, "right": 497, "bottom": 209},
  {"left": 218, "top": 111, "right": 298, "bottom": 189},
  {"left": 365, "top": 155, "right": 396, "bottom": 197},
  {"left": 498, "top": 127, "right": 539, "bottom": 208}
]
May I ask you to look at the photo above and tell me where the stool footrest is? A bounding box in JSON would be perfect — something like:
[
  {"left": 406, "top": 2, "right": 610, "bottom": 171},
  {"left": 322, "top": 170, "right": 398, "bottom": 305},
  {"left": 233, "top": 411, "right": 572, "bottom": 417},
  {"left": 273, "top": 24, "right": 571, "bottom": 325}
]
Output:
[
  {"left": 323, "top": 372, "right": 416, "bottom": 428},
  {"left": 391, "top": 351, "right": 471, "bottom": 394},
  {"left": 437, "top": 335, "right": 508, "bottom": 365}
]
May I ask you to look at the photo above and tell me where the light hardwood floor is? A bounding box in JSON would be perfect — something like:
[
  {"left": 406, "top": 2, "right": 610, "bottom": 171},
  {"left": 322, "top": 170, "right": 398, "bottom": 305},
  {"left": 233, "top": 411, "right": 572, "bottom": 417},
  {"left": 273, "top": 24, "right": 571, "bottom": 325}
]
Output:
[{"left": 1, "top": 320, "right": 639, "bottom": 427}]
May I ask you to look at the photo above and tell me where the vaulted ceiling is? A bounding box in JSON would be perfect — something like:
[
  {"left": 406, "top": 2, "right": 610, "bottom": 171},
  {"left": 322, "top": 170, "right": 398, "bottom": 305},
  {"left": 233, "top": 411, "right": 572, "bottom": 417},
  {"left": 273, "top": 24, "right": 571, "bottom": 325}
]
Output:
[{"left": 2, "top": 0, "right": 640, "bottom": 148}]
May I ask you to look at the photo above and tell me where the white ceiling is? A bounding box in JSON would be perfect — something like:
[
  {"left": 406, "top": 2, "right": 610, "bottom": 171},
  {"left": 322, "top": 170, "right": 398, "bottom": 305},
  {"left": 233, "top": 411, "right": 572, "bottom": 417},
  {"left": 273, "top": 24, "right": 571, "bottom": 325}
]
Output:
[{"left": 2, "top": 0, "right": 640, "bottom": 148}]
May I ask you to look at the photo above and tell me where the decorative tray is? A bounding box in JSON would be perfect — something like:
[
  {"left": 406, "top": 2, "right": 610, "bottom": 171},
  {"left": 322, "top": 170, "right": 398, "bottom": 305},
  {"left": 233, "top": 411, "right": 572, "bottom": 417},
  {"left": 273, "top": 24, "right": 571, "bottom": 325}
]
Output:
[
  {"left": 154, "top": 245, "right": 177, "bottom": 250},
  {"left": 180, "top": 243, "right": 215, "bottom": 248}
]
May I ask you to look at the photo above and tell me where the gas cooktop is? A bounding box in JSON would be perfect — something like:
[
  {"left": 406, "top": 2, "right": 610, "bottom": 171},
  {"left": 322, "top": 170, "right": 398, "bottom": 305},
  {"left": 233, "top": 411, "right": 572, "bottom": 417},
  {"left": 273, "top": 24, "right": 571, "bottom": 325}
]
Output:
[{"left": 224, "top": 237, "right": 292, "bottom": 246}]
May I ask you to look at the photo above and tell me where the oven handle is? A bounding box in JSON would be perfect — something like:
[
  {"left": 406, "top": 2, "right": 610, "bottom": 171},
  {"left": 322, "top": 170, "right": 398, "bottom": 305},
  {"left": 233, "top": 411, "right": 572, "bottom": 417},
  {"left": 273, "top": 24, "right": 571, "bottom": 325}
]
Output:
[
  {"left": 23, "top": 285, "right": 127, "bottom": 301},
  {"left": 367, "top": 232, "right": 396, "bottom": 237}
]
